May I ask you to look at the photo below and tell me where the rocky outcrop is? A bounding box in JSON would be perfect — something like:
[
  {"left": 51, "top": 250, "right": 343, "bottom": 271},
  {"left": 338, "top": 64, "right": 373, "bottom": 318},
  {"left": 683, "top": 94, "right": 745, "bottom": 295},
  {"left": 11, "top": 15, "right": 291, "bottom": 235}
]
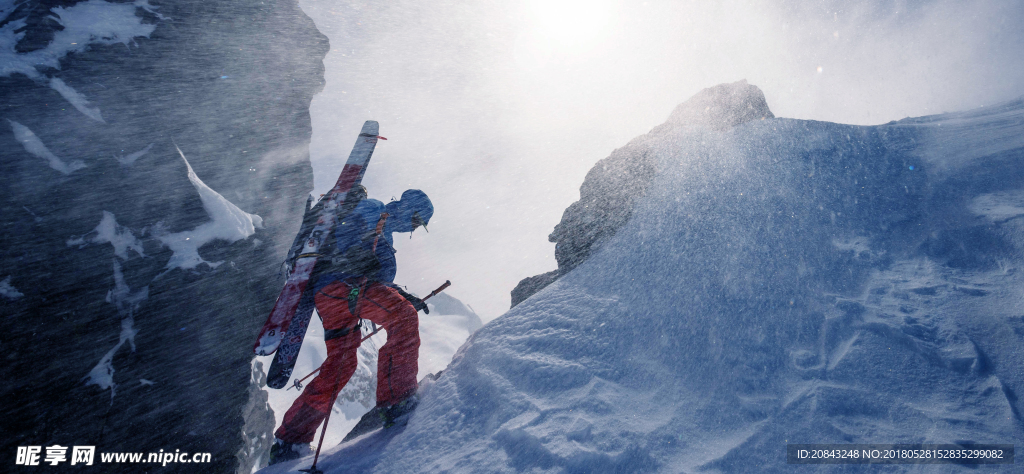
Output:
[
  {"left": 351, "top": 91, "right": 1024, "bottom": 474},
  {"left": 0, "top": 1, "right": 327, "bottom": 471},
  {"left": 660, "top": 79, "right": 774, "bottom": 131},
  {"left": 511, "top": 80, "right": 774, "bottom": 308},
  {"left": 237, "top": 361, "right": 277, "bottom": 473},
  {"left": 510, "top": 270, "right": 559, "bottom": 309}
]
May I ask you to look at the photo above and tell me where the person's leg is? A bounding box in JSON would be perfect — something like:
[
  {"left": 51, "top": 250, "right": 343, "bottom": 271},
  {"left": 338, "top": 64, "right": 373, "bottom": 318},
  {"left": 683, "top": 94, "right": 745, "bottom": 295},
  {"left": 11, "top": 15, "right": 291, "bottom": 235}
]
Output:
[
  {"left": 360, "top": 284, "right": 420, "bottom": 407},
  {"left": 274, "top": 281, "right": 361, "bottom": 443}
]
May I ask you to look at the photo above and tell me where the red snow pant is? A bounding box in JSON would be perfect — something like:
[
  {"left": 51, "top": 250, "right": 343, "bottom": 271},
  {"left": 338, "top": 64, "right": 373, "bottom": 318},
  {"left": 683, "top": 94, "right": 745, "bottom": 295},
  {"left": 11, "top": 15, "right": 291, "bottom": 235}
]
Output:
[{"left": 274, "top": 280, "right": 420, "bottom": 444}]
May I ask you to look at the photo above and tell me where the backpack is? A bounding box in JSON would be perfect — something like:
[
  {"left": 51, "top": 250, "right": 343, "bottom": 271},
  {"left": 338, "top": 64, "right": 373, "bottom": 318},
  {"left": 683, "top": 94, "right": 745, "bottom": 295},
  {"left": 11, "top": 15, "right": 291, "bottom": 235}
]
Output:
[{"left": 312, "top": 188, "right": 384, "bottom": 280}]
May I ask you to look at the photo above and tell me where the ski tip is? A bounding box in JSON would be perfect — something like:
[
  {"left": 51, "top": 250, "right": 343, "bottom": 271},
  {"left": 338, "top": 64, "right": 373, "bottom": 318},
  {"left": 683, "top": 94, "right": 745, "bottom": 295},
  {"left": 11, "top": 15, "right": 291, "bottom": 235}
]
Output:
[
  {"left": 267, "top": 374, "right": 290, "bottom": 390},
  {"left": 360, "top": 120, "right": 379, "bottom": 135}
]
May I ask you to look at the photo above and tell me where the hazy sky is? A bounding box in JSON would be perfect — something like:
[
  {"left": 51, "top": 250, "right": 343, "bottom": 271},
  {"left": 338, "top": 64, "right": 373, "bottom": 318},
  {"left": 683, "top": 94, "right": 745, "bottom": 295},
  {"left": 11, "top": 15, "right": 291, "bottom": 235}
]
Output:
[{"left": 295, "top": 0, "right": 1024, "bottom": 321}]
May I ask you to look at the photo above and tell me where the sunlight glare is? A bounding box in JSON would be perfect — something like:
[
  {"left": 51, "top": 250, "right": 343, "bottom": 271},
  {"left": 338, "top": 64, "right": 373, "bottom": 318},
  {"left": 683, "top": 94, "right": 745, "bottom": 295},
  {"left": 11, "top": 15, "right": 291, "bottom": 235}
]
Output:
[{"left": 529, "top": 0, "right": 613, "bottom": 46}]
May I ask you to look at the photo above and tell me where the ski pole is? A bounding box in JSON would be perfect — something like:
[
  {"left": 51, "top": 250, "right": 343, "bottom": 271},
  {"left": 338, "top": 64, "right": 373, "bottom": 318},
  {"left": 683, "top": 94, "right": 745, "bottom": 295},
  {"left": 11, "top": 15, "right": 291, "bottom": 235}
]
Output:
[
  {"left": 422, "top": 280, "right": 452, "bottom": 300},
  {"left": 288, "top": 365, "right": 323, "bottom": 391},
  {"left": 301, "top": 388, "right": 336, "bottom": 474},
  {"left": 301, "top": 282, "right": 371, "bottom": 473},
  {"left": 287, "top": 280, "right": 452, "bottom": 391}
]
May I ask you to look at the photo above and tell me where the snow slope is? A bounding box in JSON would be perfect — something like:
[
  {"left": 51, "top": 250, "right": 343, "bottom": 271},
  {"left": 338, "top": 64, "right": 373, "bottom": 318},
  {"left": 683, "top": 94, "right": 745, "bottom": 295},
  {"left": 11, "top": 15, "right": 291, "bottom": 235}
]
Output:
[{"left": 263, "top": 98, "right": 1024, "bottom": 473}]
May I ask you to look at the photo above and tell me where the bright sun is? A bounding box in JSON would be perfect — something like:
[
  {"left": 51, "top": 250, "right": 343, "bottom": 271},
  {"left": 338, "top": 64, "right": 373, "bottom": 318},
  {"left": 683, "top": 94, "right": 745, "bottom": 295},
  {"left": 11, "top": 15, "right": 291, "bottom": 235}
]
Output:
[{"left": 529, "top": 0, "right": 613, "bottom": 46}]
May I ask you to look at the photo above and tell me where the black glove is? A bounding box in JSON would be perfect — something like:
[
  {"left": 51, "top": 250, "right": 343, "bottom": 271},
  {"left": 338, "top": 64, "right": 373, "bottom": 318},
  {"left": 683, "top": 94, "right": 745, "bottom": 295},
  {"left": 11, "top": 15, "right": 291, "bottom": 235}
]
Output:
[{"left": 396, "top": 288, "right": 429, "bottom": 314}]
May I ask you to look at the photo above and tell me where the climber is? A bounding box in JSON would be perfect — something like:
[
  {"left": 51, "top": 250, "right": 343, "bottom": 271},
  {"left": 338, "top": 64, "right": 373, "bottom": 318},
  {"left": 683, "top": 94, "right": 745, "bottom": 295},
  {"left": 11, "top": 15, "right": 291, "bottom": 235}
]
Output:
[{"left": 270, "top": 187, "right": 433, "bottom": 464}]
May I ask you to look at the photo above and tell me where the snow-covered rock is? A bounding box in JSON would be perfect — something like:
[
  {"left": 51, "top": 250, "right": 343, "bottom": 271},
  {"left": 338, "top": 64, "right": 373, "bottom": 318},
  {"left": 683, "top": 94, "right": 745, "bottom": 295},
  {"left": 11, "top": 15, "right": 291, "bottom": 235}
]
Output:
[
  {"left": 268, "top": 87, "right": 1024, "bottom": 473},
  {"left": 153, "top": 147, "right": 264, "bottom": 271},
  {"left": 1, "top": 0, "right": 327, "bottom": 471},
  {"left": 8, "top": 119, "right": 86, "bottom": 174},
  {"left": 513, "top": 80, "right": 775, "bottom": 308}
]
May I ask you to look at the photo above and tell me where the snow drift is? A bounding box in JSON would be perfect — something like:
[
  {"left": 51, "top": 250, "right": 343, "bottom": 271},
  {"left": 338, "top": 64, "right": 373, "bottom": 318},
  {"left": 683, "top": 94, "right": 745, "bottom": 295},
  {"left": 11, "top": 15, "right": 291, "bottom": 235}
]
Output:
[{"left": 264, "top": 84, "right": 1024, "bottom": 473}]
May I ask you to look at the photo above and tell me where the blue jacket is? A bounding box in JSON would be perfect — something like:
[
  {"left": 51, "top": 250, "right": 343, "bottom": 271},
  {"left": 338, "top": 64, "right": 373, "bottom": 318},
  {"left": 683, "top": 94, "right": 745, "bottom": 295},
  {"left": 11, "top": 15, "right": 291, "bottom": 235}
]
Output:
[
  {"left": 317, "top": 190, "right": 434, "bottom": 286},
  {"left": 335, "top": 198, "right": 397, "bottom": 282}
]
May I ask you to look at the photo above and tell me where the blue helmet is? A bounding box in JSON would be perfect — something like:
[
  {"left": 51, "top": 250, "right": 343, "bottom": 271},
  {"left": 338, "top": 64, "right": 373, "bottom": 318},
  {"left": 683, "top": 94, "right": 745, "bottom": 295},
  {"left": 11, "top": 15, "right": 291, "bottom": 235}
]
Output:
[{"left": 386, "top": 189, "right": 433, "bottom": 233}]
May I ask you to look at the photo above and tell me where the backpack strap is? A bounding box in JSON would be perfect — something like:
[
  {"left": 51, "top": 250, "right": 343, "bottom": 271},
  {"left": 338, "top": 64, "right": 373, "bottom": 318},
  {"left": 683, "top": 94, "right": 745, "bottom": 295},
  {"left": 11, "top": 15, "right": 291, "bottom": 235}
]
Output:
[{"left": 371, "top": 212, "right": 390, "bottom": 252}]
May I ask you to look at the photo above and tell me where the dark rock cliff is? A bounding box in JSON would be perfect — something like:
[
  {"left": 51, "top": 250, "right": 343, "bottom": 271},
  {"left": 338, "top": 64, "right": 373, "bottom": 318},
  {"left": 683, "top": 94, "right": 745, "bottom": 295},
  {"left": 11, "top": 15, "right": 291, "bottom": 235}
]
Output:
[
  {"left": 0, "top": 0, "right": 327, "bottom": 471},
  {"left": 512, "top": 80, "right": 774, "bottom": 308}
]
